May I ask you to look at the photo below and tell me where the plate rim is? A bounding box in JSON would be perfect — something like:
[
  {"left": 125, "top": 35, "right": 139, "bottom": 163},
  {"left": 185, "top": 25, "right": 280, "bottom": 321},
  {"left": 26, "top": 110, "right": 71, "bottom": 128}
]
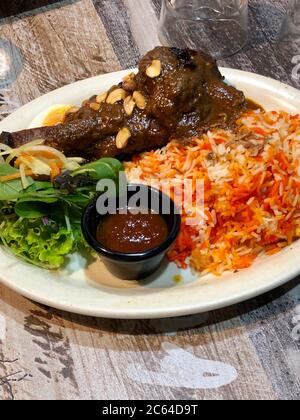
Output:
[{"left": 0, "top": 261, "right": 297, "bottom": 319}]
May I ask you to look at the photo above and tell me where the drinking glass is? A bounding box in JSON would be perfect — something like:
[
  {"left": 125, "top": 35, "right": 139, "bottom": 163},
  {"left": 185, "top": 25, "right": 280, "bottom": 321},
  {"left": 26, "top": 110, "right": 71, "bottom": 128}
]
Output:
[
  {"left": 158, "top": 0, "right": 249, "bottom": 59},
  {"left": 279, "top": 0, "right": 300, "bottom": 39}
]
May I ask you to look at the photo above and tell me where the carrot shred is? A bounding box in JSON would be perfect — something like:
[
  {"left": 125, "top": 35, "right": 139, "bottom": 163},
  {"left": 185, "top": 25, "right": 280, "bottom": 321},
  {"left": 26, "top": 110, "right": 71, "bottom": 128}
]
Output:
[
  {"left": 49, "top": 162, "right": 61, "bottom": 181},
  {"left": 254, "top": 127, "right": 268, "bottom": 136},
  {"left": 0, "top": 170, "right": 34, "bottom": 182},
  {"left": 266, "top": 247, "right": 281, "bottom": 256},
  {"left": 125, "top": 109, "right": 300, "bottom": 275}
]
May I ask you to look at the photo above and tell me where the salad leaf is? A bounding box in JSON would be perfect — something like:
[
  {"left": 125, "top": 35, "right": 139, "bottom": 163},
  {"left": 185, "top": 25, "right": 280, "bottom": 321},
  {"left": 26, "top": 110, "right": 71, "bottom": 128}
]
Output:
[
  {"left": 26, "top": 181, "right": 54, "bottom": 192},
  {"left": 98, "top": 158, "right": 124, "bottom": 176},
  {"left": 0, "top": 218, "right": 76, "bottom": 269},
  {"left": 72, "top": 158, "right": 123, "bottom": 180},
  {"left": 15, "top": 197, "right": 59, "bottom": 218},
  {"left": 0, "top": 164, "right": 34, "bottom": 201},
  {"left": 0, "top": 164, "right": 19, "bottom": 177},
  {"left": 0, "top": 157, "right": 125, "bottom": 269},
  {"left": 63, "top": 194, "right": 94, "bottom": 205}
]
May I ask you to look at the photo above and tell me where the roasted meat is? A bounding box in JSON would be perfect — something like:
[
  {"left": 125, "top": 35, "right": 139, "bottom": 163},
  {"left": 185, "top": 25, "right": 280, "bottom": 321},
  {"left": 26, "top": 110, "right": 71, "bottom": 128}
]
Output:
[{"left": 1, "top": 47, "right": 248, "bottom": 160}]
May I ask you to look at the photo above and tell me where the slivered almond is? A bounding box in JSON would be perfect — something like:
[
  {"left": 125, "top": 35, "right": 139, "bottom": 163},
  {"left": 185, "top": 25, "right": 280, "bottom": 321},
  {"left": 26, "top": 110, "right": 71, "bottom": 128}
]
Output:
[
  {"left": 116, "top": 127, "right": 131, "bottom": 149},
  {"left": 96, "top": 92, "right": 108, "bottom": 103},
  {"left": 106, "top": 88, "right": 127, "bottom": 104},
  {"left": 90, "top": 102, "right": 101, "bottom": 111},
  {"left": 132, "top": 91, "right": 146, "bottom": 110},
  {"left": 146, "top": 60, "right": 161, "bottom": 78},
  {"left": 123, "top": 96, "right": 136, "bottom": 116},
  {"left": 122, "top": 72, "right": 136, "bottom": 91},
  {"left": 67, "top": 107, "right": 79, "bottom": 114}
]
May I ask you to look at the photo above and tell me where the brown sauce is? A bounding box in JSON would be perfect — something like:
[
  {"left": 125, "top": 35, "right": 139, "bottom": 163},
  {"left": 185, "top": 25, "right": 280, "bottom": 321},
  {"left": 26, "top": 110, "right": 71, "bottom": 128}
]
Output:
[
  {"left": 246, "top": 99, "right": 264, "bottom": 111},
  {"left": 96, "top": 208, "right": 169, "bottom": 254}
]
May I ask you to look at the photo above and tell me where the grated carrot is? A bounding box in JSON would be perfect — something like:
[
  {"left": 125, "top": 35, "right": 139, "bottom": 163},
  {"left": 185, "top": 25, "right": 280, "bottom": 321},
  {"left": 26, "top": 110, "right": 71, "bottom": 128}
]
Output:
[
  {"left": 125, "top": 110, "right": 300, "bottom": 276},
  {"left": 0, "top": 170, "right": 34, "bottom": 182}
]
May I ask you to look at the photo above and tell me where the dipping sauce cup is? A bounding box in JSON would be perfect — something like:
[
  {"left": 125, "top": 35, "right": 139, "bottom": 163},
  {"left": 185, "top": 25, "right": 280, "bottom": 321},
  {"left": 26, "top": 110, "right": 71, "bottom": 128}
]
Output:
[{"left": 82, "top": 184, "right": 181, "bottom": 280}]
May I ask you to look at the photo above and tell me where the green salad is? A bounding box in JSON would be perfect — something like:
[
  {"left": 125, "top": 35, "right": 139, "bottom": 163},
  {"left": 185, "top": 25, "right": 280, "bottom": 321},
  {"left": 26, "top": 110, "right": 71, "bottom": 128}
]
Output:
[{"left": 0, "top": 158, "right": 123, "bottom": 269}]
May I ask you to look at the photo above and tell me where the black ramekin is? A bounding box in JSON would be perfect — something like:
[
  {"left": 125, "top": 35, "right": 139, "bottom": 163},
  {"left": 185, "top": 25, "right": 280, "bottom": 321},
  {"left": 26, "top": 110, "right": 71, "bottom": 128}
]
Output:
[{"left": 82, "top": 184, "right": 181, "bottom": 280}]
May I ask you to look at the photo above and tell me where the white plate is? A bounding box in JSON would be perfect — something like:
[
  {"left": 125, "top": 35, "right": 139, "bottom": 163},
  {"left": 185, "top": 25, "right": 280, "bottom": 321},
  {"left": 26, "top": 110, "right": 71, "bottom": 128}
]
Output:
[{"left": 0, "top": 68, "right": 300, "bottom": 319}]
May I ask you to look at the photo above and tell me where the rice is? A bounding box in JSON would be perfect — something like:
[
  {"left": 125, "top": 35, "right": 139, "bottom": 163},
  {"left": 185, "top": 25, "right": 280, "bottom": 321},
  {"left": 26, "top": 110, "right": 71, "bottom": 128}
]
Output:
[{"left": 125, "top": 110, "right": 300, "bottom": 276}]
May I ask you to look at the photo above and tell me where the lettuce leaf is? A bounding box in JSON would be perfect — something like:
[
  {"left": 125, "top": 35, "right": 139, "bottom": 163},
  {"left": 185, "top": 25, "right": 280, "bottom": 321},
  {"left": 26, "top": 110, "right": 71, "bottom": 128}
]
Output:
[
  {"left": 0, "top": 157, "right": 124, "bottom": 269},
  {"left": 72, "top": 158, "right": 123, "bottom": 179},
  {"left": 0, "top": 164, "right": 34, "bottom": 201},
  {"left": 15, "top": 197, "right": 59, "bottom": 218},
  {"left": 0, "top": 218, "right": 85, "bottom": 269}
]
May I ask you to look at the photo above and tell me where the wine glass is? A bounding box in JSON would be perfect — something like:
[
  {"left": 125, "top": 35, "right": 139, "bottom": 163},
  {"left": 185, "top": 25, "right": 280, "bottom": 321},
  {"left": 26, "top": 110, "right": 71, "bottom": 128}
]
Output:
[
  {"left": 279, "top": 0, "right": 300, "bottom": 39},
  {"left": 158, "top": 0, "right": 249, "bottom": 59}
]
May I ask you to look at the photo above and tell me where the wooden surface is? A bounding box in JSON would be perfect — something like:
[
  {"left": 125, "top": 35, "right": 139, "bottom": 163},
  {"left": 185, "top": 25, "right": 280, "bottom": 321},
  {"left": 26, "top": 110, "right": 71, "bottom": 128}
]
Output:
[{"left": 0, "top": 0, "right": 300, "bottom": 400}]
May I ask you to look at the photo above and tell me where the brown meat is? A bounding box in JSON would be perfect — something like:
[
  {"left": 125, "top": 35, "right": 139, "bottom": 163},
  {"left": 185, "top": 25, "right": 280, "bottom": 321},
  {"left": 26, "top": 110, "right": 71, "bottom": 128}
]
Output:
[{"left": 1, "top": 47, "right": 248, "bottom": 159}]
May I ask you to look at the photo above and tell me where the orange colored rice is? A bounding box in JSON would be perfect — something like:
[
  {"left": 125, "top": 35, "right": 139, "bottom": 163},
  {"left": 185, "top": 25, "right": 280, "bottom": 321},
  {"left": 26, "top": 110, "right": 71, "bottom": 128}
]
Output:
[{"left": 125, "top": 110, "right": 300, "bottom": 276}]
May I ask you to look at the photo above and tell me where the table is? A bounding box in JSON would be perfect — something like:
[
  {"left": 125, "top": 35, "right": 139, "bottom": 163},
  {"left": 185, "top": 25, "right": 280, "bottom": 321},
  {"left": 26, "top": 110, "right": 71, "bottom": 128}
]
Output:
[{"left": 0, "top": 0, "right": 299, "bottom": 401}]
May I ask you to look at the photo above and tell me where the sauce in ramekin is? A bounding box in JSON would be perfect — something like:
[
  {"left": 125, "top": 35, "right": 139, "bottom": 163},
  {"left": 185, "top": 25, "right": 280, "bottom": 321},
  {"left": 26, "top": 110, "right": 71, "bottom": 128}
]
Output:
[{"left": 96, "top": 208, "right": 169, "bottom": 254}]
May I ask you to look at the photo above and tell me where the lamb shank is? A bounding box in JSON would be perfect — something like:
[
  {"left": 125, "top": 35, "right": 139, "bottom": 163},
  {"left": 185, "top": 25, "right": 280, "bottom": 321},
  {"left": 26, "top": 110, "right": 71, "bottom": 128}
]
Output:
[{"left": 0, "top": 47, "right": 248, "bottom": 160}]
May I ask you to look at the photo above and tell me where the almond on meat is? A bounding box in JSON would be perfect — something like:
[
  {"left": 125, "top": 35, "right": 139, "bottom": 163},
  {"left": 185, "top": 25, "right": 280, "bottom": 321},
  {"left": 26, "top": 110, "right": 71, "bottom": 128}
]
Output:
[
  {"left": 116, "top": 127, "right": 131, "bottom": 149},
  {"left": 67, "top": 107, "right": 79, "bottom": 114},
  {"left": 106, "top": 88, "right": 127, "bottom": 104},
  {"left": 122, "top": 72, "right": 136, "bottom": 91},
  {"left": 132, "top": 91, "right": 146, "bottom": 110},
  {"left": 124, "top": 96, "right": 136, "bottom": 116},
  {"left": 96, "top": 92, "right": 108, "bottom": 104},
  {"left": 90, "top": 102, "right": 101, "bottom": 111},
  {"left": 146, "top": 60, "right": 161, "bottom": 78}
]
